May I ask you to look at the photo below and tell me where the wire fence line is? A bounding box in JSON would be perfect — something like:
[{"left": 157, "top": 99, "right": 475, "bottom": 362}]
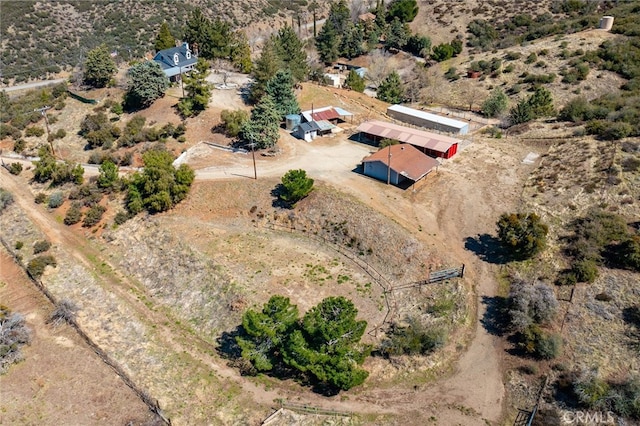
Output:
[{"left": 0, "top": 236, "right": 171, "bottom": 425}]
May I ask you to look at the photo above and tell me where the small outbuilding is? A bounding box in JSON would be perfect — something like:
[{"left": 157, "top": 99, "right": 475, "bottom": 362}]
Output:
[
  {"left": 294, "top": 121, "right": 320, "bottom": 142},
  {"left": 387, "top": 104, "right": 470, "bottom": 135},
  {"left": 362, "top": 144, "right": 440, "bottom": 186},
  {"left": 301, "top": 106, "right": 353, "bottom": 124},
  {"left": 356, "top": 120, "right": 460, "bottom": 159}
]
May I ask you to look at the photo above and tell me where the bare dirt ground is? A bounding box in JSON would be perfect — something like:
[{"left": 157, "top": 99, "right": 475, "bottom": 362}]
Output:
[{"left": 0, "top": 250, "right": 155, "bottom": 426}]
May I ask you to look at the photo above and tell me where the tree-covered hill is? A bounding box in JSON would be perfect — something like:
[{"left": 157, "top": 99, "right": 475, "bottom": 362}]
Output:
[{"left": 0, "top": 0, "right": 311, "bottom": 83}]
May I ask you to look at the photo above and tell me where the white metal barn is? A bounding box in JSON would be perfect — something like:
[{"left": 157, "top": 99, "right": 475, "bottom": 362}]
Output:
[{"left": 387, "top": 104, "right": 470, "bottom": 135}]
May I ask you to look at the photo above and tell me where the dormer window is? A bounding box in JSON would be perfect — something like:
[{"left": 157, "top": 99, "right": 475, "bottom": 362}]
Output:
[
  {"left": 173, "top": 53, "right": 179, "bottom": 65},
  {"left": 186, "top": 51, "right": 191, "bottom": 60}
]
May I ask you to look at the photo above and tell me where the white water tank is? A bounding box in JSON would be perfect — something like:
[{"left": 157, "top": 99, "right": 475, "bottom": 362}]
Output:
[{"left": 599, "top": 16, "right": 614, "bottom": 31}]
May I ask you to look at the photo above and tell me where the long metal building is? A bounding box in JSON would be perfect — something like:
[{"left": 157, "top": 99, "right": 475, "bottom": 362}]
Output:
[{"left": 387, "top": 104, "right": 470, "bottom": 135}]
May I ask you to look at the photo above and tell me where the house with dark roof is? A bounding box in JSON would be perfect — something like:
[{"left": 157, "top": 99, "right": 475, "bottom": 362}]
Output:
[
  {"left": 153, "top": 43, "right": 198, "bottom": 81},
  {"left": 293, "top": 121, "right": 321, "bottom": 142},
  {"left": 362, "top": 144, "right": 440, "bottom": 186}
]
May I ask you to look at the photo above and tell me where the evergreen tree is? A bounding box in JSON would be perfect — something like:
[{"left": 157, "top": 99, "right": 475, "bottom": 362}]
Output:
[
  {"left": 497, "top": 212, "right": 548, "bottom": 259},
  {"left": 154, "top": 22, "right": 176, "bottom": 52},
  {"left": 124, "top": 61, "right": 169, "bottom": 110},
  {"left": 177, "top": 58, "right": 212, "bottom": 117},
  {"left": 431, "top": 43, "right": 454, "bottom": 62},
  {"left": 97, "top": 160, "right": 119, "bottom": 190},
  {"left": 265, "top": 70, "right": 300, "bottom": 118},
  {"left": 279, "top": 169, "right": 314, "bottom": 205},
  {"left": 240, "top": 95, "right": 280, "bottom": 149},
  {"left": 283, "top": 296, "right": 370, "bottom": 391},
  {"left": 527, "top": 86, "right": 554, "bottom": 117},
  {"left": 209, "top": 18, "right": 231, "bottom": 59},
  {"left": 386, "top": 0, "right": 419, "bottom": 23},
  {"left": 183, "top": 8, "right": 212, "bottom": 58},
  {"left": 275, "top": 26, "right": 308, "bottom": 82},
  {"left": 236, "top": 296, "right": 299, "bottom": 372},
  {"left": 377, "top": 71, "right": 404, "bottom": 104},
  {"left": 230, "top": 31, "right": 253, "bottom": 74},
  {"left": 340, "top": 22, "right": 365, "bottom": 59},
  {"left": 509, "top": 99, "right": 534, "bottom": 125},
  {"left": 385, "top": 18, "right": 410, "bottom": 50},
  {"left": 83, "top": 44, "right": 116, "bottom": 88},
  {"left": 316, "top": 20, "right": 340, "bottom": 63},
  {"left": 250, "top": 36, "right": 283, "bottom": 102},
  {"left": 344, "top": 69, "right": 365, "bottom": 92}
]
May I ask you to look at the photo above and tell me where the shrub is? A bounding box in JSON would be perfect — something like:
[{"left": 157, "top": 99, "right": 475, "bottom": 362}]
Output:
[
  {"left": 48, "top": 299, "right": 78, "bottom": 326},
  {"left": 13, "top": 139, "right": 26, "bottom": 153},
  {"left": 14, "top": 241, "right": 23, "bottom": 250},
  {"left": 1, "top": 189, "right": 15, "bottom": 212},
  {"left": 0, "top": 306, "right": 32, "bottom": 374},
  {"left": 8, "top": 162, "right": 22, "bottom": 175},
  {"left": 64, "top": 202, "right": 83, "bottom": 225},
  {"left": 518, "top": 324, "right": 562, "bottom": 359},
  {"left": 220, "top": 109, "right": 249, "bottom": 137},
  {"left": 34, "top": 193, "right": 47, "bottom": 204},
  {"left": 26, "top": 254, "right": 57, "bottom": 278},
  {"left": 380, "top": 318, "right": 446, "bottom": 356},
  {"left": 113, "top": 210, "right": 130, "bottom": 225},
  {"left": 279, "top": 169, "right": 314, "bottom": 205},
  {"left": 48, "top": 191, "right": 64, "bottom": 209},
  {"left": 33, "top": 240, "right": 51, "bottom": 254},
  {"left": 571, "top": 259, "right": 598, "bottom": 283},
  {"left": 54, "top": 129, "right": 66, "bottom": 139},
  {"left": 24, "top": 126, "right": 45, "bottom": 137},
  {"left": 525, "top": 52, "right": 537, "bottom": 64},
  {"left": 82, "top": 204, "right": 106, "bottom": 227},
  {"left": 497, "top": 212, "right": 548, "bottom": 259},
  {"left": 574, "top": 372, "right": 611, "bottom": 409},
  {"left": 444, "top": 67, "right": 459, "bottom": 81},
  {"left": 508, "top": 279, "right": 558, "bottom": 331}
]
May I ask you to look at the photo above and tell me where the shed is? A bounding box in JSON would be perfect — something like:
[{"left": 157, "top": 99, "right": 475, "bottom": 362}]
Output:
[
  {"left": 356, "top": 120, "right": 460, "bottom": 159},
  {"left": 362, "top": 144, "right": 440, "bottom": 186},
  {"left": 315, "top": 120, "right": 336, "bottom": 136},
  {"left": 294, "top": 121, "right": 320, "bottom": 142},
  {"left": 301, "top": 106, "right": 353, "bottom": 124},
  {"left": 387, "top": 104, "right": 469, "bottom": 135}
]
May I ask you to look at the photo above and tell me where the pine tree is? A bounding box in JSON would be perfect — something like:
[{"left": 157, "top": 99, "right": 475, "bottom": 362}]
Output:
[
  {"left": 177, "top": 58, "right": 211, "bottom": 117},
  {"left": 386, "top": 0, "right": 419, "bottom": 23},
  {"left": 250, "top": 37, "right": 283, "bottom": 102},
  {"left": 344, "top": 69, "right": 365, "bottom": 92},
  {"left": 154, "top": 22, "right": 175, "bottom": 52},
  {"left": 377, "top": 71, "right": 404, "bottom": 104},
  {"left": 240, "top": 95, "right": 281, "bottom": 149},
  {"left": 183, "top": 8, "right": 212, "bottom": 58},
  {"left": 340, "top": 22, "right": 365, "bottom": 59},
  {"left": 230, "top": 31, "right": 253, "bottom": 74},
  {"left": 265, "top": 70, "right": 300, "bottom": 118},
  {"left": 385, "top": 17, "right": 410, "bottom": 50},
  {"left": 527, "top": 86, "right": 554, "bottom": 118},
  {"left": 275, "top": 26, "right": 308, "bottom": 82},
  {"left": 482, "top": 87, "right": 508, "bottom": 118},
  {"left": 83, "top": 44, "right": 116, "bottom": 88},
  {"left": 315, "top": 20, "right": 340, "bottom": 63}
]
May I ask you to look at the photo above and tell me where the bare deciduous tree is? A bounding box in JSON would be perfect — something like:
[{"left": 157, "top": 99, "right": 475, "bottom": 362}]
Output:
[{"left": 366, "top": 49, "right": 395, "bottom": 88}]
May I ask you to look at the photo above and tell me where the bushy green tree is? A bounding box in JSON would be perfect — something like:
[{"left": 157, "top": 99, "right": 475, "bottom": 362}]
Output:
[
  {"left": 283, "top": 297, "right": 370, "bottom": 391},
  {"left": 84, "top": 44, "right": 116, "bottom": 88},
  {"left": 240, "top": 96, "right": 280, "bottom": 149},
  {"left": 316, "top": 20, "right": 340, "bottom": 63},
  {"left": 126, "top": 149, "right": 194, "bottom": 214},
  {"left": 344, "top": 69, "right": 365, "bottom": 92},
  {"left": 279, "top": 169, "right": 314, "bottom": 205},
  {"left": 154, "top": 22, "right": 175, "bottom": 52},
  {"left": 250, "top": 37, "right": 283, "bottom": 102},
  {"left": 340, "top": 22, "right": 365, "bottom": 59},
  {"left": 509, "top": 99, "right": 534, "bottom": 125},
  {"left": 385, "top": 18, "right": 411, "bottom": 50},
  {"left": 497, "top": 212, "right": 548, "bottom": 259},
  {"left": 178, "top": 58, "right": 211, "bottom": 117},
  {"left": 220, "top": 109, "right": 249, "bottom": 137},
  {"left": 386, "top": 0, "right": 418, "bottom": 23},
  {"left": 236, "top": 296, "right": 299, "bottom": 371},
  {"left": 265, "top": 70, "right": 300, "bottom": 118},
  {"left": 482, "top": 88, "right": 508, "bottom": 118},
  {"left": 431, "top": 43, "right": 454, "bottom": 62},
  {"left": 527, "top": 86, "right": 554, "bottom": 117},
  {"left": 377, "top": 71, "right": 404, "bottom": 104},
  {"left": 275, "top": 26, "right": 308, "bottom": 82},
  {"left": 97, "top": 160, "right": 119, "bottom": 190},
  {"left": 406, "top": 34, "right": 431, "bottom": 57},
  {"left": 183, "top": 9, "right": 231, "bottom": 60},
  {"left": 230, "top": 31, "right": 253, "bottom": 74},
  {"left": 124, "top": 61, "right": 169, "bottom": 110}
]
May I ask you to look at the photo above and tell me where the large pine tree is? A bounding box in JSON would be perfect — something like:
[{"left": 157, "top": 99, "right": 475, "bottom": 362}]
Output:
[
  {"left": 154, "top": 22, "right": 175, "bottom": 52},
  {"left": 265, "top": 70, "right": 300, "bottom": 118},
  {"left": 275, "top": 26, "right": 308, "bottom": 83},
  {"left": 83, "top": 44, "right": 116, "bottom": 88},
  {"left": 250, "top": 36, "right": 283, "bottom": 102},
  {"left": 240, "top": 95, "right": 281, "bottom": 149}
]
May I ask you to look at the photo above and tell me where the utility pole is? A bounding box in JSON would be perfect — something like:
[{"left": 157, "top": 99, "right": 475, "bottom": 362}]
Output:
[
  {"left": 386, "top": 144, "right": 392, "bottom": 185},
  {"left": 249, "top": 142, "right": 257, "bottom": 180},
  {"left": 34, "top": 106, "right": 55, "bottom": 156}
]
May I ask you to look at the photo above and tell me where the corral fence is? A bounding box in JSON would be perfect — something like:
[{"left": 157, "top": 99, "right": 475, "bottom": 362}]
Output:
[{"left": 0, "top": 237, "right": 171, "bottom": 425}]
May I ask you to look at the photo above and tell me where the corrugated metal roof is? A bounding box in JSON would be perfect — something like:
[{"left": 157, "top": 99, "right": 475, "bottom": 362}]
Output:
[
  {"left": 362, "top": 144, "right": 440, "bottom": 181},
  {"left": 316, "top": 120, "right": 335, "bottom": 131},
  {"left": 357, "top": 120, "right": 460, "bottom": 154},
  {"left": 301, "top": 106, "right": 353, "bottom": 122},
  {"left": 298, "top": 121, "right": 320, "bottom": 133},
  {"left": 388, "top": 105, "right": 468, "bottom": 130}
]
